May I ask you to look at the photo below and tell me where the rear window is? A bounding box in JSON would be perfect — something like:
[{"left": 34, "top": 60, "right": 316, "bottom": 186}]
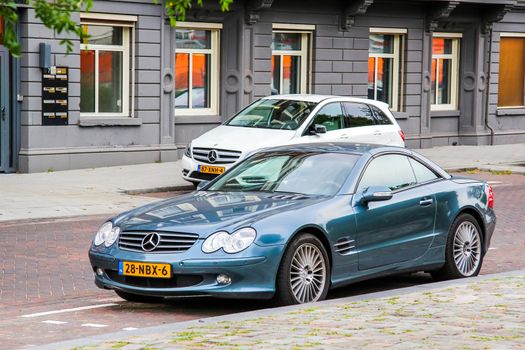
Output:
[
  {"left": 370, "top": 105, "right": 393, "bottom": 125},
  {"left": 343, "top": 102, "right": 376, "bottom": 127}
]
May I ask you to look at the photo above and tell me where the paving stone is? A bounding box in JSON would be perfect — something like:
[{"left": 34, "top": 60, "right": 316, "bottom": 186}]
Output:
[{"left": 76, "top": 274, "right": 525, "bottom": 349}]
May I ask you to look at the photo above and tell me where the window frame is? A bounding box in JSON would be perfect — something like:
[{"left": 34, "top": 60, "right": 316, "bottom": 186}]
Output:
[
  {"left": 174, "top": 22, "right": 222, "bottom": 116},
  {"left": 79, "top": 14, "right": 136, "bottom": 118},
  {"left": 271, "top": 24, "right": 313, "bottom": 95},
  {"left": 431, "top": 32, "right": 462, "bottom": 111},
  {"left": 355, "top": 153, "right": 443, "bottom": 194},
  {"left": 497, "top": 33, "right": 525, "bottom": 109},
  {"left": 368, "top": 28, "right": 406, "bottom": 112}
]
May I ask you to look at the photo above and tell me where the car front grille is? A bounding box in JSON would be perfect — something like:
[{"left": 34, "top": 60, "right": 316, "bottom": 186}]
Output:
[
  {"left": 192, "top": 147, "right": 242, "bottom": 164},
  {"left": 119, "top": 231, "right": 199, "bottom": 253},
  {"left": 188, "top": 171, "right": 218, "bottom": 181}
]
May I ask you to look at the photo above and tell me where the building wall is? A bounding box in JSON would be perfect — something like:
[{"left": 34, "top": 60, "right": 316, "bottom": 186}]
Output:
[
  {"left": 18, "top": 0, "right": 169, "bottom": 172},
  {"left": 488, "top": 8, "right": 525, "bottom": 145},
  {"left": 10, "top": 0, "right": 525, "bottom": 173}
]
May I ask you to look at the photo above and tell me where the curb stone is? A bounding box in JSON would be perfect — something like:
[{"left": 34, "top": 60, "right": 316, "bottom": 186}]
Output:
[{"left": 122, "top": 185, "right": 195, "bottom": 195}]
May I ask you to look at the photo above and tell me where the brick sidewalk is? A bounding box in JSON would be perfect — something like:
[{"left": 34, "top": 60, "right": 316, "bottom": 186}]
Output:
[
  {"left": 1, "top": 172, "right": 524, "bottom": 349},
  {"left": 42, "top": 272, "right": 525, "bottom": 350}
]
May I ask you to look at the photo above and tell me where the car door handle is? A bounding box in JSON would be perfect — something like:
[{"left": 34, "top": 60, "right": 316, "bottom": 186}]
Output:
[
  {"left": 419, "top": 198, "right": 434, "bottom": 207},
  {"left": 373, "top": 130, "right": 382, "bottom": 135},
  {"left": 340, "top": 134, "right": 349, "bottom": 139}
]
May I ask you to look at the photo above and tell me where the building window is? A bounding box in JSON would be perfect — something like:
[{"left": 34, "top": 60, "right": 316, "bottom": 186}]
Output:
[
  {"left": 431, "top": 33, "right": 461, "bottom": 111},
  {"left": 368, "top": 29, "right": 405, "bottom": 111},
  {"left": 271, "top": 27, "right": 311, "bottom": 95},
  {"left": 80, "top": 19, "right": 133, "bottom": 117},
  {"left": 498, "top": 35, "right": 525, "bottom": 108},
  {"left": 175, "top": 23, "right": 221, "bottom": 116}
]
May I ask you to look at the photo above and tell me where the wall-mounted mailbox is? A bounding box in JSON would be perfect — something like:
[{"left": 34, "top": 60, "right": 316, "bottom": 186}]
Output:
[{"left": 42, "top": 67, "right": 68, "bottom": 125}]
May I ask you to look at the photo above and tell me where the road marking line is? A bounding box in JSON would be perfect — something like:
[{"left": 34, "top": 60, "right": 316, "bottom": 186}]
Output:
[
  {"left": 82, "top": 323, "right": 108, "bottom": 328},
  {"left": 42, "top": 320, "right": 67, "bottom": 325},
  {"left": 123, "top": 327, "right": 138, "bottom": 331},
  {"left": 489, "top": 247, "right": 498, "bottom": 250},
  {"left": 21, "top": 303, "right": 118, "bottom": 318}
]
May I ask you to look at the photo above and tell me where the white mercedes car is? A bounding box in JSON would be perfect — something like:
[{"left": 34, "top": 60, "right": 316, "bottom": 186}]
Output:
[{"left": 181, "top": 94, "right": 405, "bottom": 185}]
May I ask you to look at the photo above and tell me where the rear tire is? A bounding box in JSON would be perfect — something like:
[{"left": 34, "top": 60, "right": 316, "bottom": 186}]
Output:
[
  {"left": 274, "top": 233, "right": 330, "bottom": 306},
  {"left": 431, "top": 213, "right": 483, "bottom": 281},
  {"left": 115, "top": 290, "right": 164, "bottom": 303}
]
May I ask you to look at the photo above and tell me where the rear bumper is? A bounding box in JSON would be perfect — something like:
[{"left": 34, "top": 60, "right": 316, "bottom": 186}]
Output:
[{"left": 483, "top": 209, "right": 496, "bottom": 254}]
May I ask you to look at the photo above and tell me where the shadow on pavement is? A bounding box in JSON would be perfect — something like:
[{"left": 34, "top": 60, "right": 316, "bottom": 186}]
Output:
[{"left": 109, "top": 272, "right": 436, "bottom": 316}]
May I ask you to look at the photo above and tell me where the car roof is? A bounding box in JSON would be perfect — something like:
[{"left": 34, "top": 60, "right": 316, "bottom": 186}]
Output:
[
  {"left": 262, "top": 94, "right": 390, "bottom": 109},
  {"left": 259, "top": 142, "right": 398, "bottom": 155},
  {"left": 257, "top": 142, "right": 451, "bottom": 180}
]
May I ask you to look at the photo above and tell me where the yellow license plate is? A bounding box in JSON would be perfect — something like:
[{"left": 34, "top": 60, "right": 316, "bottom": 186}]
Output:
[
  {"left": 118, "top": 261, "right": 171, "bottom": 278},
  {"left": 198, "top": 165, "right": 225, "bottom": 174}
]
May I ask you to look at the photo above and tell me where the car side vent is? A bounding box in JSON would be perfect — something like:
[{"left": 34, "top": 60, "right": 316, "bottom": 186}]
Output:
[{"left": 334, "top": 237, "right": 355, "bottom": 256}]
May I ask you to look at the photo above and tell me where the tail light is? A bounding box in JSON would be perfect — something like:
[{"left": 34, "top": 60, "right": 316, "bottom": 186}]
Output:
[
  {"left": 398, "top": 130, "right": 406, "bottom": 142},
  {"left": 486, "top": 184, "right": 494, "bottom": 209}
]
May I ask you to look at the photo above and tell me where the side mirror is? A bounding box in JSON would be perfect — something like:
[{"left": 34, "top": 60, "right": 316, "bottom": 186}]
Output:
[
  {"left": 358, "top": 186, "right": 393, "bottom": 205},
  {"left": 196, "top": 180, "right": 210, "bottom": 191},
  {"left": 309, "top": 124, "right": 327, "bottom": 135}
]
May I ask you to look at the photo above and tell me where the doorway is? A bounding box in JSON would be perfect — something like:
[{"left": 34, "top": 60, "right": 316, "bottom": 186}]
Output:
[{"left": 0, "top": 47, "right": 15, "bottom": 172}]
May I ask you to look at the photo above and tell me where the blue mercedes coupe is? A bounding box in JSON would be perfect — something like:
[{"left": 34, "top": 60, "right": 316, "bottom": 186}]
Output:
[{"left": 89, "top": 143, "right": 495, "bottom": 305}]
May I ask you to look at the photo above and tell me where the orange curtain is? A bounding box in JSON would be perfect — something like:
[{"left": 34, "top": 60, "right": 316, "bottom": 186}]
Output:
[
  {"left": 498, "top": 37, "right": 525, "bottom": 107},
  {"left": 175, "top": 53, "right": 189, "bottom": 91}
]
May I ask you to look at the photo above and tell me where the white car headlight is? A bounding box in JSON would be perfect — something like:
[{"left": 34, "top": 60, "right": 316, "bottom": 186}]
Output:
[
  {"left": 202, "top": 231, "right": 230, "bottom": 253},
  {"left": 94, "top": 222, "right": 121, "bottom": 247},
  {"left": 202, "top": 228, "right": 257, "bottom": 254}
]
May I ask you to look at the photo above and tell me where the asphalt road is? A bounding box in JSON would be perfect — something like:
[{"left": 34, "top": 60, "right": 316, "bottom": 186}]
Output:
[{"left": 0, "top": 172, "right": 523, "bottom": 349}]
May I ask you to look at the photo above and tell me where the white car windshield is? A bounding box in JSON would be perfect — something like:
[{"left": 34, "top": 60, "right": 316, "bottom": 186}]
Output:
[
  {"left": 208, "top": 151, "right": 359, "bottom": 196},
  {"left": 226, "top": 99, "right": 317, "bottom": 130}
]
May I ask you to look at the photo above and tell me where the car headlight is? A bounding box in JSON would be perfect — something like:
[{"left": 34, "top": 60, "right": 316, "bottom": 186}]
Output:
[
  {"left": 184, "top": 142, "right": 192, "bottom": 158},
  {"left": 94, "top": 222, "right": 121, "bottom": 247},
  {"left": 202, "top": 227, "right": 257, "bottom": 254}
]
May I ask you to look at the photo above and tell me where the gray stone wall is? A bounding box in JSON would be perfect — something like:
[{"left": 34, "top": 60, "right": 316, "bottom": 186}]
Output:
[
  {"left": 488, "top": 9, "right": 525, "bottom": 144},
  {"left": 18, "top": 0, "right": 168, "bottom": 172},
  {"left": 12, "top": 0, "right": 525, "bottom": 172}
]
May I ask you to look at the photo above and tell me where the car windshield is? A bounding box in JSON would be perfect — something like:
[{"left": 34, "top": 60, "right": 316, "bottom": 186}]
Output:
[
  {"left": 226, "top": 99, "right": 317, "bottom": 130},
  {"left": 208, "top": 152, "right": 359, "bottom": 196}
]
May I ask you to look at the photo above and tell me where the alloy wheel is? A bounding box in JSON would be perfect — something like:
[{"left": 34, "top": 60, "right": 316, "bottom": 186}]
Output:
[
  {"left": 289, "top": 243, "right": 327, "bottom": 303},
  {"left": 453, "top": 221, "right": 482, "bottom": 276}
]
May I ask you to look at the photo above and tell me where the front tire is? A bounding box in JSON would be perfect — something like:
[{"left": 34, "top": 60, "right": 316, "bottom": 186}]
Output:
[
  {"left": 432, "top": 213, "right": 483, "bottom": 280},
  {"left": 275, "top": 233, "right": 330, "bottom": 306},
  {"left": 115, "top": 290, "right": 164, "bottom": 303}
]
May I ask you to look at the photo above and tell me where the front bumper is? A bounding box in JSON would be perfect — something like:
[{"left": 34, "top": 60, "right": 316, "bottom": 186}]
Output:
[
  {"left": 89, "top": 244, "right": 285, "bottom": 299},
  {"left": 181, "top": 155, "right": 237, "bottom": 183}
]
